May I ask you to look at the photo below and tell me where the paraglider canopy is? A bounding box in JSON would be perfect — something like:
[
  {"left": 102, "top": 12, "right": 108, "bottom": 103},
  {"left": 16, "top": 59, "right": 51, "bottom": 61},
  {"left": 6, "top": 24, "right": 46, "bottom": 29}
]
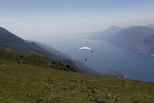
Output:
[{"left": 78, "top": 47, "right": 93, "bottom": 53}]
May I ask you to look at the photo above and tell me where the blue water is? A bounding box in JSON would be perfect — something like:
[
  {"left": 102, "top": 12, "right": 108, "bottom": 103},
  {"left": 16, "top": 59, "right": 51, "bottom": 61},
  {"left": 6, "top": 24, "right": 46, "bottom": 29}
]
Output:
[{"left": 48, "top": 36, "right": 154, "bottom": 82}]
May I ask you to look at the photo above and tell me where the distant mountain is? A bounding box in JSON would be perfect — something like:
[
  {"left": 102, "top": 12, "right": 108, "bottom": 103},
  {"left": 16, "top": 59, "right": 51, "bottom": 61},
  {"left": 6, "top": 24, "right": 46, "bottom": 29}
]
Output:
[
  {"left": 145, "top": 24, "right": 154, "bottom": 29},
  {"left": 134, "top": 34, "right": 154, "bottom": 55},
  {"left": 90, "top": 25, "right": 154, "bottom": 56},
  {"left": 110, "top": 26, "right": 154, "bottom": 50},
  {"left": 89, "top": 25, "right": 122, "bottom": 41}
]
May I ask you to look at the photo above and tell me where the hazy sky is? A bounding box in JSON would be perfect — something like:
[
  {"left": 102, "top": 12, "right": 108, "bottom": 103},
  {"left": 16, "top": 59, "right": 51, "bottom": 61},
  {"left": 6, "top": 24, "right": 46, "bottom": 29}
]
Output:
[{"left": 0, "top": 0, "right": 154, "bottom": 41}]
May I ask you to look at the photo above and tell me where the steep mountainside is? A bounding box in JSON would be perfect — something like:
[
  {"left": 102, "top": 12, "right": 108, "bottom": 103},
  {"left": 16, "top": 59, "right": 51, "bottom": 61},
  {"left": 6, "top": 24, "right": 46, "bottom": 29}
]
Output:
[
  {"left": 134, "top": 34, "right": 154, "bottom": 55},
  {"left": 0, "top": 27, "right": 30, "bottom": 51},
  {"left": 110, "top": 26, "right": 154, "bottom": 50}
]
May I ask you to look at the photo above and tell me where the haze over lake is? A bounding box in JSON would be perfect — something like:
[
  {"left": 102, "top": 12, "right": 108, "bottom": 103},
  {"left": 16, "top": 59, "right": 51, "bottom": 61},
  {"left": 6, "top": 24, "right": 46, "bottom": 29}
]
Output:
[{"left": 48, "top": 35, "right": 154, "bottom": 82}]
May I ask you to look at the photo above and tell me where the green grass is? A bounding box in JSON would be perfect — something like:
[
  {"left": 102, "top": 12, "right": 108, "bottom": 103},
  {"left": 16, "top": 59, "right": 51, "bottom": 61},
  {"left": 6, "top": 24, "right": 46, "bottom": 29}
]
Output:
[
  {"left": 0, "top": 62, "right": 154, "bottom": 103},
  {"left": 0, "top": 47, "right": 75, "bottom": 71}
]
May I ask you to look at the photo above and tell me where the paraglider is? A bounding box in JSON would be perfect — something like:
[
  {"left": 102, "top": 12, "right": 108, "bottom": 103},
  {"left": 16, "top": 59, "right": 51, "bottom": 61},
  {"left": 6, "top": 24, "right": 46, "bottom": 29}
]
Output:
[
  {"left": 78, "top": 46, "right": 93, "bottom": 61},
  {"left": 78, "top": 47, "right": 94, "bottom": 53}
]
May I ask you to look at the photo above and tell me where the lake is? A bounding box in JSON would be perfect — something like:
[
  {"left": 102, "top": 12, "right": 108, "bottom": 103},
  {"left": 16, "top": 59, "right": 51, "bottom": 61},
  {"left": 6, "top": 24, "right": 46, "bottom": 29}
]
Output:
[{"left": 48, "top": 35, "right": 154, "bottom": 82}]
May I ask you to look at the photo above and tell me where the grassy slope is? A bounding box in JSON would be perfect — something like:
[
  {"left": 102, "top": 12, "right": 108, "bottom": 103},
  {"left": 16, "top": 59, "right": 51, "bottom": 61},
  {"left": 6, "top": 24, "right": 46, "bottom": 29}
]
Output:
[
  {"left": 0, "top": 48, "right": 75, "bottom": 71},
  {"left": 0, "top": 62, "right": 154, "bottom": 103}
]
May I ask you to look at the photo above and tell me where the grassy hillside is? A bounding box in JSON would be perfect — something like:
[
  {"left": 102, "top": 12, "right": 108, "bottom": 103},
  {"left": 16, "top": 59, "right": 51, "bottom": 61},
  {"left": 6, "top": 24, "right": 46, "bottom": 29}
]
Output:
[
  {"left": 0, "top": 48, "right": 75, "bottom": 71},
  {"left": 0, "top": 48, "right": 154, "bottom": 103},
  {"left": 0, "top": 62, "right": 154, "bottom": 103}
]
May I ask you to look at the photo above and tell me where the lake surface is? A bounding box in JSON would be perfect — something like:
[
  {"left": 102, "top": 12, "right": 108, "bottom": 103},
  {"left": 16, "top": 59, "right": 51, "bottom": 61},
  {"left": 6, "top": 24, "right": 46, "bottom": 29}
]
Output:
[{"left": 48, "top": 35, "right": 154, "bottom": 82}]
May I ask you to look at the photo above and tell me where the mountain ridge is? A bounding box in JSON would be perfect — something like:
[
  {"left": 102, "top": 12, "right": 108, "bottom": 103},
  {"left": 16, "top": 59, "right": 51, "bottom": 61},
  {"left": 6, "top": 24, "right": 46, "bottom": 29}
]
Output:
[{"left": 89, "top": 25, "right": 122, "bottom": 41}]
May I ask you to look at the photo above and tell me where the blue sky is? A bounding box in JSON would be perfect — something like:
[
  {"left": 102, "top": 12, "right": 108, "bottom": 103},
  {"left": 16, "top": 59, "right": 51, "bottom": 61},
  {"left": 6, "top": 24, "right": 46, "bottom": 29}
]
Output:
[{"left": 0, "top": 0, "right": 154, "bottom": 40}]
